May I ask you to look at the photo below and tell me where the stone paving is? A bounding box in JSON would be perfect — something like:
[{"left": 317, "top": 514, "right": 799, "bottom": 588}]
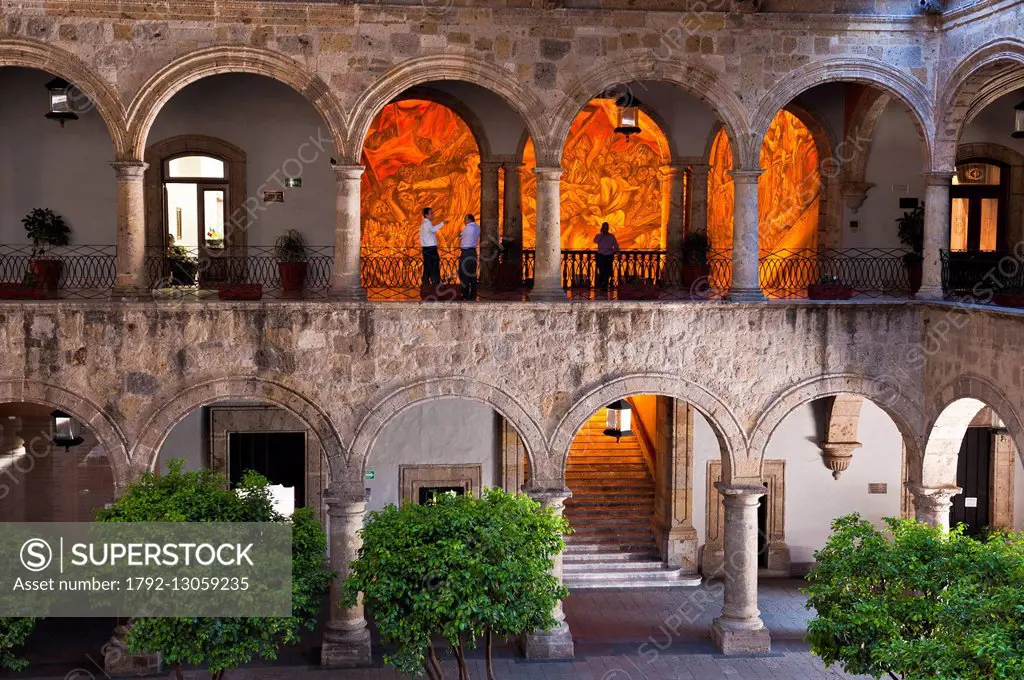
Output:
[{"left": 6, "top": 580, "right": 867, "bottom": 680}]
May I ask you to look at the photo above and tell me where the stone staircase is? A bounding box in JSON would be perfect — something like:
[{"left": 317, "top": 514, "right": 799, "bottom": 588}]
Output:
[{"left": 562, "top": 411, "right": 700, "bottom": 589}]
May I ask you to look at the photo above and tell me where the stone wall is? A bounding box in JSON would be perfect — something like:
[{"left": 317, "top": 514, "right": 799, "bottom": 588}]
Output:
[{"left": 0, "top": 0, "right": 1019, "bottom": 167}]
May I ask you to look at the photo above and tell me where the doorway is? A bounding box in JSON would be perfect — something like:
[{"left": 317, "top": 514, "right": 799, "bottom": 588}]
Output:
[
  {"left": 228, "top": 432, "right": 306, "bottom": 514},
  {"left": 950, "top": 427, "right": 993, "bottom": 536},
  {"left": 950, "top": 160, "right": 1009, "bottom": 253}
]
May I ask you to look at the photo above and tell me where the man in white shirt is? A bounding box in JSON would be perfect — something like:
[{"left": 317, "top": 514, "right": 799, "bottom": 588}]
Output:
[
  {"left": 458, "top": 214, "right": 481, "bottom": 300},
  {"left": 420, "top": 207, "right": 444, "bottom": 286}
]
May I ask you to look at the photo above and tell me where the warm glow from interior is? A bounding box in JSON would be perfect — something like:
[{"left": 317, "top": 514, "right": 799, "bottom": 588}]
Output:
[
  {"left": 522, "top": 99, "right": 670, "bottom": 250},
  {"left": 361, "top": 99, "right": 481, "bottom": 253},
  {"left": 707, "top": 110, "right": 821, "bottom": 253}
]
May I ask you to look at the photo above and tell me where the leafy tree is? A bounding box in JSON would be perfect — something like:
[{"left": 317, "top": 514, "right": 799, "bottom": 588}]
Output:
[
  {"left": 342, "top": 488, "right": 569, "bottom": 680},
  {"left": 0, "top": 618, "right": 36, "bottom": 671},
  {"left": 805, "top": 514, "right": 1024, "bottom": 680},
  {"left": 96, "top": 460, "right": 332, "bottom": 680}
]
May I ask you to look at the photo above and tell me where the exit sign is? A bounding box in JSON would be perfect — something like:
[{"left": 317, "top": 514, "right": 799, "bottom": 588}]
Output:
[
  {"left": 285, "top": 177, "right": 302, "bottom": 188},
  {"left": 365, "top": 469, "right": 375, "bottom": 480}
]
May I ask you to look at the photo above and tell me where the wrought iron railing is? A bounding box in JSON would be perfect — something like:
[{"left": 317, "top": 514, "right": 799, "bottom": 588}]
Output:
[
  {"left": 757, "top": 248, "right": 914, "bottom": 299},
  {"left": 0, "top": 245, "right": 116, "bottom": 299},
  {"left": 941, "top": 249, "right": 1024, "bottom": 302},
  {"left": 144, "top": 246, "right": 333, "bottom": 297}
]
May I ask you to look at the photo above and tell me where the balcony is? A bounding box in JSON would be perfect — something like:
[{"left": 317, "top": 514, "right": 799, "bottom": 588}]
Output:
[{"left": 0, "top": 244, "right": 1020, "bottom": 308}]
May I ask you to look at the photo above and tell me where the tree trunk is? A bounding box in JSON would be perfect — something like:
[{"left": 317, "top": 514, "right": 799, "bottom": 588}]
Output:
[
  {"left": 485, "top": 628, "right": 495, "bottom": 680},
  {"left": 455, "top": 634, "right": 470, "bottom": 680},
  {"left": 428, "top": 643, "right": 444, "bottom": 680},
  {"left": 173, "top": 662, "right": 184, "bottom": 680}
]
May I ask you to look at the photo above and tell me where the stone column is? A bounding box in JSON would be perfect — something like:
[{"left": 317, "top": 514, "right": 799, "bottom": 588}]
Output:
[
  {"left": 660, "top": 163, "right": 687, "bottom": 255},
  {"left": 728, "top": 169, "right": 764, "bottom": 302},
  {"left": 111, "top": 161, "right": 148, "bottom": 298},
  {"left": 688, "top": 163, "right": 711, "bottom": 237},
  {"left": 920, "top": 172, "right": 955, "bottom": 300},
  {"left": 907, "top": 484, "right": 961, "bottom": 532},
  {"left": 479, "top": 161, "right": 502, "bottom": 287},
  {"left": 711, "top": 483, "right": 771, "bottom": 655},
  {"left": 523, "top": 488, "right": 574, "bottom": 659},
  {"left": 651, "top": 398, "right": 698, "bottom": 573},
  {"left": 321, "top": 487, "right": 372, "bottom": 667},
  {"left": 502, "top": 161, "right": 524, "bottom": 245},
  {"left": 330, "top": 164, "right": 366, "bottom": 301},
  {"left": 531, "top": 166, "right": 565, "bottom": 301}
]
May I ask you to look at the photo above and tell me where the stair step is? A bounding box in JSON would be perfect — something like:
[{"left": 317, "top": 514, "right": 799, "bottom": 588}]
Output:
[
  {"left": 563, "top": 560, "right": 668, "bottom": 572},
  {"left": 564, "top": 566, "right": 688, "bottom": 581},
  {"left": 563, "top": 551, "right": 661, "bottom": 562},
  {"left": 564, "top": 574, "right": 703, "bottom": 590}
]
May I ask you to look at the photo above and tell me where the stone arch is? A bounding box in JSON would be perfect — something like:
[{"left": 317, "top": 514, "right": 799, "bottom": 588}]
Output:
[
  {"left": 750, "top": 374, "right": 926, "bottom": 476},
  {"left": 921, "top": 374, "right": 1024, "bottom": 488},
  {"left": 552, "top": 56, "right": 752, "bottom": 168},
  {"left": 753, "top": 58, "right": 933, "bottom": 171},
  {"left": 143, "top": 135, "right": 248, "bottom": 249},
  {"left": 0, "top": 379, "right": 131, "bottom": 491},
  {"left": 936, "top": 38, "right": 1024, "bottom": 170},
  {"left": 838, "top": 87, "right": 892, "bottom": 214},
  {"left": 131, "top": 377, "right": 345, "bottom": 479},
  {"left": 347, "top": 54, "right": 549, "bottom": 164},
  {"left": 550, "top": 374, "right": 748, "bottom": 485},
  {"left": 349, "top": 378, "right": 545, "bottom": 485},
  {"left": 126, "top": 46, "right": 348, "bottom": 160},
  {"left": 0, "top": 37, "right": 129, "bottom": 158}
]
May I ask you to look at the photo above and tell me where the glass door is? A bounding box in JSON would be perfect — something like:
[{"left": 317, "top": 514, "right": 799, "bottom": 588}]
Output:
[{"left": 950, "top": 161, "right": 1008, "bottom": 252}]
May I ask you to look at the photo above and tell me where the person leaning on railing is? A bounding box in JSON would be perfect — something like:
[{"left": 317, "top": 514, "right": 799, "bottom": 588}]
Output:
[{"left": 594, "top": 222, "right": 620, "bottom": 290}]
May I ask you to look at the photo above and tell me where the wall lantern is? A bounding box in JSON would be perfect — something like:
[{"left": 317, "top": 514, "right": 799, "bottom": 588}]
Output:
[
  {"left": 603, "top": 400, "right": 634, "bottom": 442},
  {"left": 1013, "top": 101, "right": 1024, "bottom": 139},
  {"left": 613, "top": 93, "right": 642, "bottom": 139},
  {"left": 45, "top": 78, "right": 78, "bottom": 127},
  {"left": 50, "top": 410, "right": 84, "bottom": 450}
]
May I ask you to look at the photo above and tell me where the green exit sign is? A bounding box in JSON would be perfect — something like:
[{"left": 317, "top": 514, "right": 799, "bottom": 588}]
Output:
[
  {"left": 285, "top": 177, "right": 302, "bottom": 188},
  {"left": 365, "top": 469, "right": 375, "bottom": 480}
]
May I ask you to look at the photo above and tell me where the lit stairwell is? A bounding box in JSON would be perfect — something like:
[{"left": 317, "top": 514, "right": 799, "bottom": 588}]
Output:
[{"left": 562, "top": 410, "right": 700, "bottom": 589}]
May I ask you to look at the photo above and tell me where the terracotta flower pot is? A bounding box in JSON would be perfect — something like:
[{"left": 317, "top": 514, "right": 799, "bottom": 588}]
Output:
[
  {"left": 278, "top": 261, "right": 308, "bottom": 292},
  {"left": 29, "top": 259, "right": 62, "bottom": 290},
  {"left": 905, "top": 260, "right": 923, "bottom": 295},
  {"left": 807, "top": 283, "right": 854, "bottom": 300},
  {"left": 218, "top": 284, "right": 263, "bottom": 300},
  {"left": 992, "top": 292, "right": 1024, "bottom": 308}
]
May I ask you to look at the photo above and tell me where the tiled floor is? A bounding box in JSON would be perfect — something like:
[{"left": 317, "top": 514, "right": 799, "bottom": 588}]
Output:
[{"left": 7, "top": 580, "right": 868, "bottom": 679}]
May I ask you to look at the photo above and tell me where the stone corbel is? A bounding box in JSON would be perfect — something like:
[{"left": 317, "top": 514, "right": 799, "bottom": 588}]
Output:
[
  {"left": 841, "top": 182, "right": 875, "bottom": 213},
  {"left": 819, "top": 441, "right": 861, "bottom": 480}
]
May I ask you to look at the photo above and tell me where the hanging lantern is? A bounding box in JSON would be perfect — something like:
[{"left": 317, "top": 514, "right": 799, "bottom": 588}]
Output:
[
  {"left": 603, "top": 400, "right": 634, "bottom": 442},
  {"left": 45, "top": 78, "right": 78, "bottom": 127},
  {"left": 1013, "top": 101, "right": 1024, "bottom": 139},
  {"left": 613, "top": 93, "right": 642, "bottom": 139},
  {"left": 50, "top": 410, "right": 84, "bottom": 450}
]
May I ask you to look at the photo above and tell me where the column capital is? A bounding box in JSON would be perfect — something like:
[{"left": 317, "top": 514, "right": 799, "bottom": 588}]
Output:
[
  {"left": 714, "top": 482, "right": 766, "bottom": 505},
  {"left": 111, "top": 160, "right": 148, "bottom": 180},
  {"left": 688, "top": 163, "right": 712, "bottom": 175},
  {"left": 325, "top": 484, "right": 369, "bottom": 515},
  {"left": 819, "top": 441, "right": 861, "bottom": 480},
  {"left": 479, "top": 160, "right": 504, "bottom": 173},
  {"left": 906, "top": 484, "right": 961, "bottom": 510},
  {"left": 524, "top": 487, "right": 572, "bottom": 510},
  {"left": 923, "top": 171, "right": 955, "bottom": 186},
  {"left": 728, "top": 168, "right": 763, "bottom": 183},
  {"left": 502, "top": 160, "right": 525, "bottom": 170},
  {"left": 332, "top": 164, "right": 365, "bottom": 182},
  {"left": 534, "top": 166, "right": 563, "bottom": 181}
]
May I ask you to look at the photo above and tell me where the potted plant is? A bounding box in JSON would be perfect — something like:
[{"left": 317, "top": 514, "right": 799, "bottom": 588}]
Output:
[
  {"left": 896, "top": 204, "right": 924, "bottom": 295},
  {"left": 807, "top": 273, "right": 854, "bottom": 300},
  {"left": 22, "top": 208, "right": 70, "bottom": 290},
  {"left": 274, "top": 229, "right": 308, "bottom": 293},
  {"left": 992, "top": 286, "right": 1024, "bottom": 308},
  {"left": 166, "top": 243, "right": 199, "bottom": 287},
  {"left": 680, "top": 231, "right": 711, "bottom": 287}
]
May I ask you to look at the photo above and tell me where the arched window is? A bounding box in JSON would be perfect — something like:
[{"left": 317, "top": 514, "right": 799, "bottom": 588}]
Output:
[{"left": 163, "top": 153, "right": 229, "bottom": 250}]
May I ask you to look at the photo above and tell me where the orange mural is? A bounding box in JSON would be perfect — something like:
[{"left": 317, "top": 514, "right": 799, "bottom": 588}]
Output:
[
  {"left": 361, "top": 99, "right": 481, "bottom": 253},
  {"left": 522, "top": 99, "right": 670, "bottom": 250},
  {"left": 707, "top": 110, "right": 821, "bottom": 253}
]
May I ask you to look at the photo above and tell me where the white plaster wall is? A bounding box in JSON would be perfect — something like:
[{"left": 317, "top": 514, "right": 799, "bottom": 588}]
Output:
[
  {"left": 846, "top": 101, "right": 925, "bottom": 249},
  {"left": 692, "top": 400, "right": 903, "bottom": 566},
  {"left": 0, "top": 67, "right": 118, "bottom": 244},
  {"left": 959, "top": 88, "right": 1024, "bottom": 157},
  {"left": 158, "top": 408, "right": 205, "bottom": 473},
  {"left": 364, "top": 398, "right": 500, "bottom": 514},
  {"left": 1015, "top": 448, "right": 1024, "bottom": 532},
  {"left": 148, "top": 73, "right": 337, "bottom": 247}
]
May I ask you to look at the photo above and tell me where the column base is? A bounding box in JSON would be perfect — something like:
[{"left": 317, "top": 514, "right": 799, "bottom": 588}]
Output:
[
  {"left": 523, "top": 622, "right": 574, "bottom": 659},
  {"left": 529, "top": 285, "right": 568, "bottom": 302},
  {"left": 321, "top": 625, "right": 372, "bottom": 668},
  {"left": 711, "top": 617, "right": 771, "bottom": 655},
  {"left": 913, "top": 285, "right": 944, "bottom": 301},
  {"left": 328, "top": 287, "right": 369, "bottom": 302},
  {"left": 727, "top": 287, "right": 765, "bottom": 302}
]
